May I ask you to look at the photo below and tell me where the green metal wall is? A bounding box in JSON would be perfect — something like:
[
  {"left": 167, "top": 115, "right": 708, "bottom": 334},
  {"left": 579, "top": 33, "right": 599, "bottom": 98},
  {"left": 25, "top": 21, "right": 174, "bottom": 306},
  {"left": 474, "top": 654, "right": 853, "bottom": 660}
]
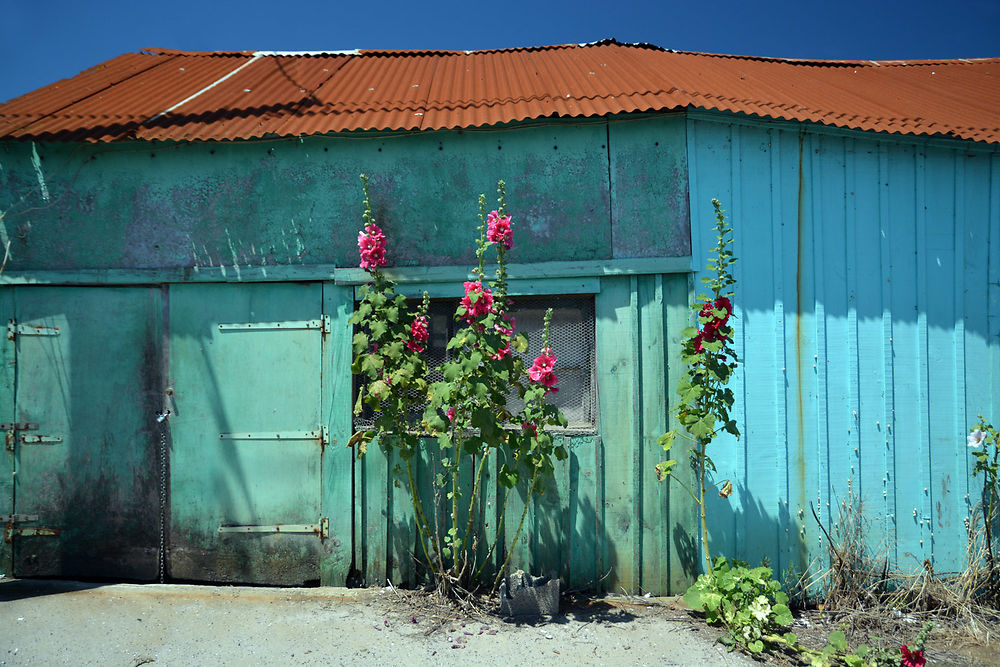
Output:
[
  {"left": 0, "top": 116, "right": 688, "bottom": 273},
  {"left": 352, "top": 273, "right": 694, "bottom": 593},
  {"left": 0, "top": 115, "right": 699, "bottom": 593}
]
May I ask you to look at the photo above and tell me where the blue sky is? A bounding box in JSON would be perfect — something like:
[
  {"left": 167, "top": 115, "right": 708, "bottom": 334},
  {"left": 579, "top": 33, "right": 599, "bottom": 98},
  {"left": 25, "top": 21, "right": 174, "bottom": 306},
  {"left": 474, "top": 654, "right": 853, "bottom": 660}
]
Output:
[{"left": 2, "top": 0, "right": 998, "bottom": 103}]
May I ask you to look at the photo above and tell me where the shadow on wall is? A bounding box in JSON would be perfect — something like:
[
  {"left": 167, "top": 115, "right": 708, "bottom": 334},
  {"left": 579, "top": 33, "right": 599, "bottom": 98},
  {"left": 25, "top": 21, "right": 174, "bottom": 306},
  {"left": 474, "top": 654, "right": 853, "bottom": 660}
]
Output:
[
  {"left": 364, "top": 434, "right": 620, "bottom": 593},
  {"left": 706, "top": 481, "right": 804, "bottom": 586}
]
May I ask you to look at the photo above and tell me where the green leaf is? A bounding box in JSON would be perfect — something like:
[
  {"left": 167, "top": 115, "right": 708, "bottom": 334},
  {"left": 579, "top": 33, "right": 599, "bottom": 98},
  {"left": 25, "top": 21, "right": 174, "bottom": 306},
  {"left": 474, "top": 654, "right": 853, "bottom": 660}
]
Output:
[
  {"left": 361, "top": 353, "right": 384, "bottom": 376},
  {"left": 657, "top": 431, "right": 676, "bottom": 452},
  {"left": 442, "top": 361, "right": 463, "bottom": 382},
  {"left": 772, "top": 603, "right": 793, "bottom": 627},
  {"left": 370, "top": 319, "right": 388, "bottom": 340},
  {"left": 352, "top": 332, "right": 369, "bottom": 354},
  {"left": 783, "top": 632, "right": 798, "bottom": 646},
  {"left": 655, "top": 459, "right": 677, "bottom": 481},
  {"left": 682, "top": 587, "right": 704, "bottom": 611},
  {"left": 368, "top": 380, "right": 389, "bottom": 400},
  {"left": 700, "top": 590, "right": 722, "bottom": 611},
  {"left": 827, "top": 631, "right": 848, "bottom": 653},
  {"left": 688, "top": 415, "right": 716, "bottom": 439},
  {"left": 461, "top": 351, "right": 483, "bottom": 373},
  {"left": 748, "top": 640, "right": 764, "bottom": 654}
]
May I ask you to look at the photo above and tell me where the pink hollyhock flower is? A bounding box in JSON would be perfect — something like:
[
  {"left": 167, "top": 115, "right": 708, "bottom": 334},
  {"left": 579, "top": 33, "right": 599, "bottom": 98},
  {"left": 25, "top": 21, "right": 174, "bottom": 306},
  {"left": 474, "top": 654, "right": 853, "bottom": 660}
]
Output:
[
  {"left": 900, "top": 645, "right": 925, "bottom": 667},
  {"left": 460, "top": 282, "right": 494, "bottom": 322},
  {"left": 358, "top": 223, "right": 387, "bottom": 271},
  {"left": 522, "top": 421, "right": 537, "bottom": 436},
  {"left": 446, "top": 407, "right": 456, "bottom": 422},
  {"left": 491, "top": 341, "right": 511, "bottom": 360},
  {"left": 494, "top": 314, "right": 515, "bottom": 336},
  {"left": 528, "top": 348, "right": 559, "bottom": 392},
  {"left": 486, "top": 211, "right": 513, "bottom": 249},
  {"left": 406, "top": 315, "right": 429, "bottom": 353}
]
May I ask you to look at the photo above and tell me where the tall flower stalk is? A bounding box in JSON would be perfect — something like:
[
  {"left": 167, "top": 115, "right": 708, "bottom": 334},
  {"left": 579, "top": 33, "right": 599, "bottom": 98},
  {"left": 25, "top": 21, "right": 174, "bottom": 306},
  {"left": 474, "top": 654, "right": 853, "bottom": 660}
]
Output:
[
  {"left": 656, "top": 198, "right": 740, "bottom": 575},
  {"left": 350, "top": 177, "right": 567, "bottom": 596}
]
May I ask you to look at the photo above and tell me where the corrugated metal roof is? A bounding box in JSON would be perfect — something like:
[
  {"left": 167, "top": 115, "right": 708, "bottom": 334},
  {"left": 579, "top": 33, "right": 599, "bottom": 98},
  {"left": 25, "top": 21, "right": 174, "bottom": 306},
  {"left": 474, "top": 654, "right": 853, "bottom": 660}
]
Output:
[{"left": 2, "top": 39, "right": 998, "bottom": 143}]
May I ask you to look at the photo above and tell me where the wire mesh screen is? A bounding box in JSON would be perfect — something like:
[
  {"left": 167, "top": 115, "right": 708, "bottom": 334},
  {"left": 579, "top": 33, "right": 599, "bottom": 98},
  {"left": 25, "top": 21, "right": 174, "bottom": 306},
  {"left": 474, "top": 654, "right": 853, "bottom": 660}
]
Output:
[{"left": 353, "top": 295, "right": 596, "bottom": 431}]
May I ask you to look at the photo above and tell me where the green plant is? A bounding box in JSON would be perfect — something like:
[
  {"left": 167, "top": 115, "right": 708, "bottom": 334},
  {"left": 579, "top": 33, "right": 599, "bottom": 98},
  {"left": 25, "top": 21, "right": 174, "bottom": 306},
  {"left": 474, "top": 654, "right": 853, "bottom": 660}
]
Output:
[
  {"left": 968, "top": 416, "right": 999, "bottom": 602},
  {"left": 768, "top": 621, "right": 933, "bottom": 666},
  {"left": 350, "top": 176, "right": 567, "bottom": 596},
  {"left": 655, "top": 198, "right": 739, "bottom": 574},
  {"left": 683, "top": 557, "right": 793, "bottom": 654}
]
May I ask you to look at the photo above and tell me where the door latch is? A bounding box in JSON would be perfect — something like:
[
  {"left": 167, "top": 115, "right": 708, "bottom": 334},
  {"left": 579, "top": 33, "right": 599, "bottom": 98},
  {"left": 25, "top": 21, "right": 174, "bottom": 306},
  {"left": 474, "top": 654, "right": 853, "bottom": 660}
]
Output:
[{"left": 2, "top": 514, "right": 60, "bottom": 543}]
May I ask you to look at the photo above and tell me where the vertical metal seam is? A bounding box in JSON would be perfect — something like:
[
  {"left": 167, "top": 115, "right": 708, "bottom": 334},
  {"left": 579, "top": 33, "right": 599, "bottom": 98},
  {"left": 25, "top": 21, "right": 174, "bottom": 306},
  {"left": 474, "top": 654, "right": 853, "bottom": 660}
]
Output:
[
  {"left": 914, "top": 147, "right": 931, "bottom": 559},
  {"left": 630, "top": 274, "right": 641, "bottom": 593},
  {"left": 952, "top": 154, "right": 967, "bottom": 546}
]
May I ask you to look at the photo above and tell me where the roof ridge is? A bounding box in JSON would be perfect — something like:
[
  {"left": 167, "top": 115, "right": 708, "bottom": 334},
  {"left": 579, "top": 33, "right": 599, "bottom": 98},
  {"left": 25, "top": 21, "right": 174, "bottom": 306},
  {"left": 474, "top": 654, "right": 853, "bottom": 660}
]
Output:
[{"left": 134, "top": 42, "right": 999, "bottom": 68}]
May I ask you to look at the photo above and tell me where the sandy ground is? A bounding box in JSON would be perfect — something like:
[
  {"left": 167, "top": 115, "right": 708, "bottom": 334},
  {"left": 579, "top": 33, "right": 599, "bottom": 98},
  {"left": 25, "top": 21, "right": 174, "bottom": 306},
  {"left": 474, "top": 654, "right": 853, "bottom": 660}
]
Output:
[{"left": 0, "top": 578, "right": 757, "bottom": 666}]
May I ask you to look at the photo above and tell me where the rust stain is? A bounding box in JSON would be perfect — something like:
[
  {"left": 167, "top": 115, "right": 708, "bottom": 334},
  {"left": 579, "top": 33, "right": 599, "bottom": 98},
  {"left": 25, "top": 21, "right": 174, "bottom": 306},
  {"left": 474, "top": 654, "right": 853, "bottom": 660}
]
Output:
[{"left": 794, "top": 132, "right": 808, "bottom": 567}]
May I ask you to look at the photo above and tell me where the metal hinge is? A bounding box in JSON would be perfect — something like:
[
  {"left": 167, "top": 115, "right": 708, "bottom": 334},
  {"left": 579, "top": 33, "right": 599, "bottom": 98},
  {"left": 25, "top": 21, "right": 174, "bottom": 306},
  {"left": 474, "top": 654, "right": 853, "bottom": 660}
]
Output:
[
  {"left": 219, "top": 425, "right": 328, "bottom": 449},
  {"left": 3, "top": 514, "right": 60, "bottom": 543},
  {"left": 2, "top": 422, "right": 40, "bottom": 452},
  {"left": 218, "top": 517, "right": 329, "bottom": 539},
  {"left": 218, "top": 315, "right": 330, "bottom": 334},
  {"left": 7, "top": 321, "right": 60, "bottom": 340}
]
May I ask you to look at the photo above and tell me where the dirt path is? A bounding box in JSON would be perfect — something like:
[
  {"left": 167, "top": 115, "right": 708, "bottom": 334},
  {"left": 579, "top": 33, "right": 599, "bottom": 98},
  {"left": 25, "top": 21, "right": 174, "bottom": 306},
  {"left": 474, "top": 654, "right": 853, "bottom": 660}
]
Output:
[{"left": 0, "top": 578, "right": 756, "bottom": 666}]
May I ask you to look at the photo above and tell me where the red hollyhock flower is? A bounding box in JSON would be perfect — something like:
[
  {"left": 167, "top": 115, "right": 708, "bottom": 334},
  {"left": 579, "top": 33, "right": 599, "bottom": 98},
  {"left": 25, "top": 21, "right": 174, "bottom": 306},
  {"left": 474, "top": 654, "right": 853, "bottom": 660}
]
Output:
[
  {"left": 406, "top": 315, "right": 429, "bottom": 353},
  {"left": 900, "top": 645, "right": 926, "bottom": 667}
]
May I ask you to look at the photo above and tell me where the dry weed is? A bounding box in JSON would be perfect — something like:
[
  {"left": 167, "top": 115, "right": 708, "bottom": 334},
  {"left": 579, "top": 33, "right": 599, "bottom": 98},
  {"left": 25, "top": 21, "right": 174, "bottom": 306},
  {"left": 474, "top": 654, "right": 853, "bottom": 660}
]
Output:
[{"left": 805, "top": 481, "right": 999, "bottom": 646}]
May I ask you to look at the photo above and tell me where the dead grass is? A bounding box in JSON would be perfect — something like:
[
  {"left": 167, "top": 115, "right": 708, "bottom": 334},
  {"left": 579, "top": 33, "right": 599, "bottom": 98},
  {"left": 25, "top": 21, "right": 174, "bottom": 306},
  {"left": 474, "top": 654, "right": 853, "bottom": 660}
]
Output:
[{"left": 782, "top": 481, "right": 1000, "bottom": 664}]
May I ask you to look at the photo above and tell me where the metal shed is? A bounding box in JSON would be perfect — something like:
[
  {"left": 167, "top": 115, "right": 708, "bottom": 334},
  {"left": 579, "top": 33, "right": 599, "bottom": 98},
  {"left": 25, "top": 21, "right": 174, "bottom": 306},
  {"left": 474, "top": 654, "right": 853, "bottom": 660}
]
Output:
[{"left": 0, "top": 40, "right": 997, "bottom": 593}]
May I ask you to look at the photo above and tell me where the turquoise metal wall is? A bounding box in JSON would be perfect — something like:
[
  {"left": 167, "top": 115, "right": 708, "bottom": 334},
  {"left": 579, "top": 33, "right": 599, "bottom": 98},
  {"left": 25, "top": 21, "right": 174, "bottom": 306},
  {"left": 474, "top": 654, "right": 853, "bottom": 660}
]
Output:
[{"left": 686, "top": 112, "right": 1000, "bottom": 579}]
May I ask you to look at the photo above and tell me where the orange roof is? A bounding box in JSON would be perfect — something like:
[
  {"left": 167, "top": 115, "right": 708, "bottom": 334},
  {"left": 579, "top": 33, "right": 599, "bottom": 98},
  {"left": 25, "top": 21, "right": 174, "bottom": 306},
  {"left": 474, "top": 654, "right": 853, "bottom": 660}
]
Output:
[{"left": 2, "top": 39, "right": 998, "bottom": 144}]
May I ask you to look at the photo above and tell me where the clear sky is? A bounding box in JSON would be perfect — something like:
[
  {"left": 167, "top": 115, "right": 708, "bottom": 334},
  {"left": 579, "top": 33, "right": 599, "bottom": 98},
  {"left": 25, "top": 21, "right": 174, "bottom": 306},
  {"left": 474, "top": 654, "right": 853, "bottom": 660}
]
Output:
[{"left": 2, "top": 0, "right": 998, "bottom": 104}]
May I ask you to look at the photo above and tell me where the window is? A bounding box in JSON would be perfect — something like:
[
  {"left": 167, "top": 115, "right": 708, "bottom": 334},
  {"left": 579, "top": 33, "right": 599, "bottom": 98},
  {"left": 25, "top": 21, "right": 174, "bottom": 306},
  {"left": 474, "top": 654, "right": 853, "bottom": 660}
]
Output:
[{"left": 353, "top": 294, "right": 596, "bottom": 432}]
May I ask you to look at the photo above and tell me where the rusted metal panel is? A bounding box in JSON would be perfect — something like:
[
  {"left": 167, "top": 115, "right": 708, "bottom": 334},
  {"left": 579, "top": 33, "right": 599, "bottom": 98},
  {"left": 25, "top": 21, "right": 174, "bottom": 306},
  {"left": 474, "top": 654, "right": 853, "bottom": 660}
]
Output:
[
  {"left": 167, "top": 282, "right": 326, "bottom": 585},
  {"left": 10, "top": 286, "right": 162, "bottom": 580},
  {"left": 3, "top": 41, "right": 998, "bottom": 143}
]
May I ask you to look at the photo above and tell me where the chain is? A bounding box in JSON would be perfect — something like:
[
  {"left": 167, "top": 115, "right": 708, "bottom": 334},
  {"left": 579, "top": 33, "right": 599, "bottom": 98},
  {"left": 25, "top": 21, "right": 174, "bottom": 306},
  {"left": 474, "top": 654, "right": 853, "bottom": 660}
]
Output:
[{"left": 156, "top": 410, "right": 170, "bottom": 584}]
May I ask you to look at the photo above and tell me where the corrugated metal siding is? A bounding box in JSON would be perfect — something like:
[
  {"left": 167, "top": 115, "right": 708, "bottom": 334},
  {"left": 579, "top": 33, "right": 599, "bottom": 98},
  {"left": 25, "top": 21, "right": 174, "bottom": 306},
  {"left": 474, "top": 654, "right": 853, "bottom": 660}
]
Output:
[{"left": 687, "top": 114, "right": 1000, "bottom": 576}]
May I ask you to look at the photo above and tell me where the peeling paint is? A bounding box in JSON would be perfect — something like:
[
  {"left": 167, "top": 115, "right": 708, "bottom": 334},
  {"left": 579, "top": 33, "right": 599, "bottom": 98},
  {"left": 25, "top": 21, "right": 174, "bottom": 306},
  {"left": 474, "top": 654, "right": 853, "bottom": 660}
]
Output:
[
  {"left": 30, "top": 142, "right": 49, "bottom": 202},
  {"left": 224, "top": 227, "right": 242, "bottom": 281}
]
